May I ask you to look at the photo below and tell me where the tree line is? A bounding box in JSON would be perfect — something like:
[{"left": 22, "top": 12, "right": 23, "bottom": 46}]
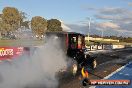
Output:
[
  {"left": 90, "top": 35, "right": 132, "bottom": 43},
  {"left": 0, "top": 7, "right": 62, "bottom": 39}
]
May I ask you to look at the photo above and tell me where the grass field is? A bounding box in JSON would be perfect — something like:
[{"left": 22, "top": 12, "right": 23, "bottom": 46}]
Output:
[
  {"left": 0, "top": 39, "right": 44, "bottom": 46},
  {"left": 0, "top": 39, "right": 131, "bottom": 47}
]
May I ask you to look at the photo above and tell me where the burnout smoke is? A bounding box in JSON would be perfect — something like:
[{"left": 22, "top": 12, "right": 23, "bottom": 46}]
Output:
[{"left": 0, "top": 36, "right": 68, "bottom": 88}]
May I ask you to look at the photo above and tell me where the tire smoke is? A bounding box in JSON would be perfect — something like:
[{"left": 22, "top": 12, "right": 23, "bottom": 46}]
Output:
[{"left": 0, "top": 36, "right": 68, "bottom": 88}]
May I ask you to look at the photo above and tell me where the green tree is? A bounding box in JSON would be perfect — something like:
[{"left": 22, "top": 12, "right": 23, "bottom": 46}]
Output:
[
  {"left": 47, "top": 19, "right": 62, "bottom": 31},
  {"left": 21, "top": 21, "right": 30, "bottom": 29},
  {"left": 19, "top": 11, "right": 28, "bottom": 26},
  {"left": 0, "top": 14, "right": 3, "bottom": 35},
  {"left": 0, "top": 14, "right": 2, "bottom": 30},
  {"left": 20, "top": 11, "right": 27, "bottom": 20},
  {"left": 2, "top": 7, "right": 22, "bottom": 32},
  {"left": 31, "top": 16, "right": 47, "bottom": 39},
  {"left": 0, "top": 21, "right": 2, "bottom": 38}
]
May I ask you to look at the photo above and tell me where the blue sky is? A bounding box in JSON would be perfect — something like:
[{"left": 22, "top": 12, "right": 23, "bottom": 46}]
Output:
[
  {"left": 0, "top": 0, "right": 132, "bottom": 37},
  {"left": 0, "top": 0, "right": 131, "bottom": 23}
]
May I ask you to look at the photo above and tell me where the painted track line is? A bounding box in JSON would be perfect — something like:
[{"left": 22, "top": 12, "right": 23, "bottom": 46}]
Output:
[{"left": 89, "top": 62, "right": 131, "bottom": 88}]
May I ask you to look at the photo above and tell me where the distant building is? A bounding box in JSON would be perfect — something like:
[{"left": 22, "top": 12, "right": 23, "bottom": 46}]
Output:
[{"left": 85, "top": 36, "right": 119, "bottom": 42}]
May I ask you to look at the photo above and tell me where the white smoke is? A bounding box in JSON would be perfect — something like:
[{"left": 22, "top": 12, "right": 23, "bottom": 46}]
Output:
[{"left": 0, "top": 36, "right": 68, "bottom": 88}]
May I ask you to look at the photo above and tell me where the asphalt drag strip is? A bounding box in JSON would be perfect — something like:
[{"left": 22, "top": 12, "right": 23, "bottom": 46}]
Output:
[{"left": 59, "top": 48, "right": 132, "bottom": 88}]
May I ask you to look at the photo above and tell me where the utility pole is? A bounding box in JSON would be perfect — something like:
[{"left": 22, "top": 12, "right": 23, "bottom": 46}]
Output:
[
  {"left": 101, "top": 29, "right": 104, "bottom": 38},
  {"left": 88, "top": 17, "right": 91, "bottom": 44}
]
